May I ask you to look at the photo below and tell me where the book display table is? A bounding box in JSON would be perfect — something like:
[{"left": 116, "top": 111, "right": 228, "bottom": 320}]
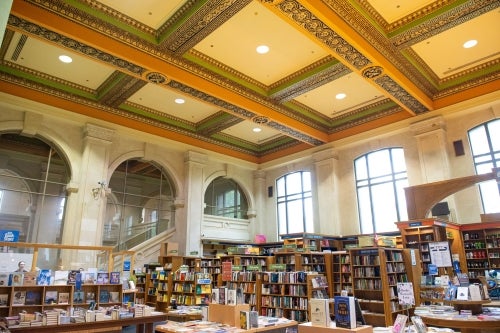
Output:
[
  {"left": 8, "top": 313, "right": 167, "bottom": 333},
  {"left": 299, "top": 322, "right": 373, "bottom": 333},
  {"left": 448, "top": 299, "right": 491, "bottom": 315},
  {"left": 155, "top": 318, "right": 298, "bottom": 333},
  {"left": 419, "top": 313, "right": 499, "bottom": 333}
]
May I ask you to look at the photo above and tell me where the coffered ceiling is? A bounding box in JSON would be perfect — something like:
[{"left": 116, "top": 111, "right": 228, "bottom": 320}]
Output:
[{"left": 1, "top": 0, "right": 499, "bottom": 163}]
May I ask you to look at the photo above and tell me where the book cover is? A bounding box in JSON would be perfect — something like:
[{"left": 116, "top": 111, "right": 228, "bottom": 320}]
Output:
[
  {"left": 37, "top": 269, "right": 52, "bottom": 286},
  {"left": 469, "top": 284, "right": 482, "bottom": 301},
  {"left": 211, "top": 288, "right": 219, "bottom": 304},
  {"left": 218, "top": 287, "right": 226, "bottom": 305},
  {"left": 392, "top": 314, "right": 408, "bottom": 333},
  {"left": 12, "top": 291, "right": 26, "bottom": 305},
  {"left": 54, "top": 270, "right": 69, "bottom": 285},
  {"left": 83, "top": 272, "right": 96, "bottom": 284},
  {"left": 0, "top": 273, "right": 9, "bottom": 286},
  {"left": 109, "top": 272, "right": 121, "bottom": 284},
  {"left": 240, "top": 311, "right": 250, "bottom": 329},
  {"left": 227, "top": 289, "right": 236, "bottom": 305},
  {"left": 97, "top": 272, "right": 109, "bottom": 284},
  {"left": 411, "top": 316, "right": 427, "bottom": 333},
  {"left": 0, "top": 294, "right": 8, "bottom": 306},
  {"left": 99, "top": 290, "right": 109, "bottom": 303},
  {"left": 334, "top": 295, "right": 356, "bottom": 329},
  {"left": 109, "top": 291, "right": 120, "bottom": 303},
  {"left": 75, "top": 272, "right": 82, "bottom": 290},
  {"left": 58, "top": 292, "right": 70, "bottom": 304},
  {"left": 85, "top": 291, "right": 96, "bottom": 304},
  {"left": 25, "top": 290, "right": 41, "bottom": 305},
  {"left": 67, "top": 270, "right": 79, "bottom": 285},
  {"left": 73, "top": 291, "right": 84, "bottom": 304},
  {"left": 10, "top": 273, "right": 23, "bottom": 286},
  {"left": 23, "top": 271, "right": 37, "bottom": 286},
  {"left": 310, "top": 298, "right": 330, "bottom": 327},
  {"left": 457, "top": 286, "right": 469, "bottom": 300},
  {"left": 44, "top": 290, "right": 58, "bottom": 304}
]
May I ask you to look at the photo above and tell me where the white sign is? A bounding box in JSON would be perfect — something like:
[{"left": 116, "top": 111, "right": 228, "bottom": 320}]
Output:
[
  {"left": 429, "top": 241, "right": 452, "bottom": 267},
  {"left": 397, "top": 282, "right": 415, "bottom": 305}
]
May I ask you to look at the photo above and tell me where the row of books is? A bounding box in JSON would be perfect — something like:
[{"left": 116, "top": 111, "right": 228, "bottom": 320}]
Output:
[
  {"left": 1, "top": 289, "right": 121, "bottom": 306},
  {"left": 0, "top": 270, "right": 122, "bottom": 286}
]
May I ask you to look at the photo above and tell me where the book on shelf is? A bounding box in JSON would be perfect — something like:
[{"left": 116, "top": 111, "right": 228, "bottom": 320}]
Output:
[
  {"left": 456, "top": 286, "right": 469, "bottom": 300},
  {"left": 23, "top": 271, "right": 37, "bottom": 286},
  {"left": 37, "top": 269, "right": 52, "bottom": 286},
  {"left": 44, "top": 290, "right": 58, "bottom": 304},
  {"left": 73, "top": 291, "right": 84, "bottom": 304},
  {"left": 75, "top": 272, "right": 82, "bottom": 289},
  {"left": 310, "top": 298, "right": 330, "bottom": 327},
  {"left": 58, "top": 292, "right": 70, "bottom": 304},
  {"left": 12, "top": 291, "right": 26, "bottom": 305},
  {"left": 218, "top": 287, "right": 227, "bottom": 305},
  {"left": 85, "top": 291, "right": 96, "bottom": 304},
  {"left": 211, "top": 288, "right": 219, "bottom": 304},
  {"left": 469, "top": 284, "right": 483, "bottom": 301},
  {"left": 110, "top": 272, "right": 121, "bottom": 284},
  {"left": 227, "top": 289, "right": 236, "bottom": 305},
  {"left": 67, "top": 270, "right": 79, "bottom": 285},
  {"left": 97, "top": 272, "right": 110, "bottom": 284},
  {"left": 240, "top": 311, "right": 250, "bottom": 329},
  {"left": 311, "top": 275, "right": 328, "bottom": 288},
  {"left": 0, "top": 273, "right": 9, "bottom": 286},
  {"left": 10, "top": 273, "right": 23, "bottom": 286},
  {"left": 25, "top": 290, "right": 41, "bottom": 305},
  {"left": 0, "top": 294, "right": 8, "bottom": 306},
  {"left": 83, "top": 271, "right": 96, "bottom": 284},
  {"left": 99, "top": 290, "right": 110, "bottom": 303},
  {"left": 392, "top": 314, "right": 408, "bottom": 333},
  {"left": 410, "top": 316, "right": 427, "bottom": 333},
  {"left": 334, "top": 295, "right": 356, "bottom": 329},
  {"left": 109, "top": 291, "right": 120, "bottom": 303},
  {"left": 54, "top": 270, "right": 69, "bottom": 285}
]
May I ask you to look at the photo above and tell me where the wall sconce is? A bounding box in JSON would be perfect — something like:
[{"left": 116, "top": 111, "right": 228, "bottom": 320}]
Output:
[{"left": 92, "top": 181, "right": 108, "bottom": 200}]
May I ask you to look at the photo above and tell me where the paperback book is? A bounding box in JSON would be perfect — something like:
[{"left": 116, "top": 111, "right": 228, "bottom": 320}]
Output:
[
  {"left": 44, "top": 290, "right": 58, "bottom": 304},
  {"left": 67, "top": 270, "right": 79, "bottom": 285},
  {"left": 97, "top": 272, "right": 109, "bottom": 284},
  {"left": 85, "top": 291, "right": 96, "bottom": 304},
  {"left": 0, "top": 273, "right": 9, "bottom": 286},
  {"left": 392, "top": 314, "right": 408, "bottom": 333},
  {"left": 109, "top": 291, "right": 120, "bottom": 303},
  {"left": 54, "top": 270, "right": 69, "bottom": 285},
  {"left": 0, "top": 294, "right": 8, "bottom": 306},
  {"left": 110, "top": 272, "right": 121, "bottom": 284},
  {"left": 37, "top": 269, "right": 52, "bottom": 286},
  {"left": 310, "top": 298, "right": 330, "bottom": 327},
  {"left": 12, "top": 291, "right": 26, "bottom": 305},
  {"left": 23, "top": 271, "right": 37, "bottom": 286},
  {"left": 73, "top": 291, "right": 84, "bottom": 304},
  {"left": 99, "top": 290, "right": 110, "bottom": 303},
  {"left": 25, "top": 290, "right": 41, "bottom": 305},
  {"left": 334, "top": 295, "right": 356, "bottom": 329},
  {"left": 10, "top": 273, "right": 23, "bottom": 286},
  {"left": 58, "top": 292, "right": 70, "bottom": 304}
]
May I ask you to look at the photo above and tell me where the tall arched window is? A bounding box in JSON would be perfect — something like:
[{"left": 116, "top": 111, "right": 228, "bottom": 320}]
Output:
[
  {"left": 355, "top": 148, "right": 408, "bottom": 233},
  {"left": 468, "top": 119, "right": 500, "bottom": 213},
  {"left": 0, "top": 133, "right": 70, "bottom": 267},
  {"left": 105, "top": 159, "right": 176, "bottom": 251},
  {"left": 204, "top": 177, "right": 248, "bottom": 219},
  {"left": 276, "top": 171, "right": 313, "bottom": 235}
]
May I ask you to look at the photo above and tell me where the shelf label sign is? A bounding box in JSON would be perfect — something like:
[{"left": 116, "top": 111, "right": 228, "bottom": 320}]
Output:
[
  {"left": 409, "top": 222, "right": 422, "bottom": 227},
  {"left": 232, "top": 265, "right": 243, "bottom": 271},
  {"left": 397, "top": 282, "right": 415, "bottom": 305},
  {"left": 269, "top": 264, "right": 286, "bottom": 271},
  {"left": 0, "top": 230, "right": 19, "bottom": 242},
  {"left": 246, "top": 265, "right": 261, "bottom": 271}
]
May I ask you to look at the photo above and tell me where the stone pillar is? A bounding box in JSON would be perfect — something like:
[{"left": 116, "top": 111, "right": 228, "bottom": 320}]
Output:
[
  {"left": 313, "top": 148, "right": 339, "bottom": 234},
  {"left": 250, "top": 170, "right": 266, "bottom": 239},
  {"left": 183, "top": 151, "right": 207, "bottom": 256},
  {"left": 61, "top": 124, "right": 113, "bottom": 268}
]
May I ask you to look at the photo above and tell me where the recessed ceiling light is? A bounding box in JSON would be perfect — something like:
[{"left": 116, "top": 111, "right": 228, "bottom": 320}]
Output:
[
  {"left": 253, "top": 127, "right": 262, "bottom": 133},
  {"left": 336, "top": 93, "right": 346, "bottom": 100},
  {"left": 174, "top": 98, "right": 185, "bottom": 104},
  {"left": 59, "top": 55, "right": 72, "bottom": 63},
  {"left": 463, "top": 39, "right": 478, "bottom": 48},
  {"left": 256, "top": 45, "right": 269, "bottom": 54}
]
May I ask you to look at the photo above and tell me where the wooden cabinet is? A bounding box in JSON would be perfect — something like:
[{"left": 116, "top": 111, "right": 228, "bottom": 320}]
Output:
[
  {"left": 134, "top": 272, "right": 146, "bottom": 305},
  {"left": 350, "top": 247, "right": 420, "bottom": 327}
]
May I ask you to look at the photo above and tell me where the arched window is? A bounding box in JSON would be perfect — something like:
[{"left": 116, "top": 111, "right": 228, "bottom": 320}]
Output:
[
  {"left": 0, "top": 133, "right": 70, "bottom": 258},
  {"left": 468, "top": 119, "right": 500, "bottom": 213},
  {"left": 355, "top": 148, "right": 408, "bottom": 233},
  {"left": 204, "top": 177, "right": 248, "bottom": 219},
  {"left": 276, "top": 171, "right": 313, "bottom": 235},
  {"left": 105, "top": 159, "right": 176, "bottom": 250}
]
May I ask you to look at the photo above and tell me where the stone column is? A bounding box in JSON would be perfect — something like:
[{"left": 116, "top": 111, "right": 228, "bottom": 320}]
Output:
[
  {"left": 313, "top": 148, "right": 339, "bottom": 234},
  {"left": 183, "top": 151, "right": 207, "bottom": 256}
]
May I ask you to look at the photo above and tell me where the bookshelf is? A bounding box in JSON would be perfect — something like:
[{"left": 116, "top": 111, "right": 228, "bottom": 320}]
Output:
[
  {"left": 461, "top": 222, "right": 500, "bottom": 280},
  {"left": 260, "top": 271, "right": 309, "bottom": 323},
  {"left": 350, "top": 247, "right": 420, "bottom": 327},
  {"left": 134, "top": 272, "right": 146, "bottom": 305},
  {"left": 224, "top": 270, "right": 259, "bottom": 310},
  {"left": 331, "top": 251, "right": 352, "bottom": 296}
]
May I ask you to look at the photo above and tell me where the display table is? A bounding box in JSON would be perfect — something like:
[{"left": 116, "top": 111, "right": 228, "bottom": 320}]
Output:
[
  {"left": 419, "top": 313, "right": 500, "bottom": 333},
  {"left": 155, "top": 318, "right": 298, "bottom": 333},
  {"left": 8, "top": 313, "right": 167, "bottom": 333},
  {"left": 165, "top": 311, "right": 203, "bottom": 322},
  {"left": 299, "top": 322, "right": 373, "bottom": 333},
  {"left": 448, "top": 299, "right": 491, "bottom": 315}
]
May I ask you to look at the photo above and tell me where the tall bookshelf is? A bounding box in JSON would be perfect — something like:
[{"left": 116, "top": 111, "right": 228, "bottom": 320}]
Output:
[
  {"left": 350, "top": 247, "right": 420, "bottom": 327},
  {"left": 260, "top": 271, "right": 309, "bottom": 323},
  {"left": 224, "top": 270, "right": 259, "bottom": 310},
  {"left": 331, "top": 251, "right": 352, "bottom": 296}
]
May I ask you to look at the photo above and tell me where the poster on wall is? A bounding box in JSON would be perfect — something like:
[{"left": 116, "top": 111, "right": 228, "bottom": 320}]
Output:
[{"left": 429, "top": 241, "right": 452, "bottom": 267}]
